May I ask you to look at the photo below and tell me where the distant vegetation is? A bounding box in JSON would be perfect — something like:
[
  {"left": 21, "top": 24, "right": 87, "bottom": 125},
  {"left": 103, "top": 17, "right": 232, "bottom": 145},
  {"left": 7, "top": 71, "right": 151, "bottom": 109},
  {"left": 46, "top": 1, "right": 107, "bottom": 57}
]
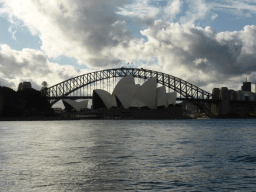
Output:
[{"left": 0, "top": 86, "right": 55, "bottom": 118}]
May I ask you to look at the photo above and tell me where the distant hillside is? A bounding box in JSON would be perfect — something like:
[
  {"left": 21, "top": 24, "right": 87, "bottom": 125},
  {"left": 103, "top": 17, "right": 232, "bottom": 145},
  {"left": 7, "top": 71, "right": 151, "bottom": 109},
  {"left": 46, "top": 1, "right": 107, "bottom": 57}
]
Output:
[{"left": 0, "top": 86, "right": 54, "bottom": 117}]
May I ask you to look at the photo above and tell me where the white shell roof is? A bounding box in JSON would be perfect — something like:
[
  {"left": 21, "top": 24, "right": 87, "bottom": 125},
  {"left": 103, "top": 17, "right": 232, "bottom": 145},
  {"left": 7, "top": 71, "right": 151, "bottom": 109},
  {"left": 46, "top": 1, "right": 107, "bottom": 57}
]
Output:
[
  {"left": 166, "top": 92, "right": 177, "bottom": 105},
  {"left": 62, "top": 99, "right": 88, "bottom": 111},
  {"left": 111, "top": 75, "right": 142, "bottom": 109},
  {"left": 130, "top": 98, "right": 147, "bottom": 108},
  {"left": 115, "top": 93, "right": 133, "bottom": 109},
  {"left": 63, "top": 99, "right": 80, "bottom": 111},
  {"left": 94, "top": 89, "right": 113, "bottom": 109},
  {"left": 79, "top": 100, "right": 88, "bottom": 109},
  {"left": 134, "top": 84, "right": 141, "bottom": 93},
  {"left": 110, "top": 95, "right": 118, "bottom": 108},
  {"left": 156, "top": 86, "right": 167, "bottom": 108},
  {"left": 133, "top": 77, "right": 157, "bottom": 109},
  {"left": 112, "top": 75, "right": 136, "bottom": 97},
  {"left": 92, "top": 76, "right": 175, "bottom": 110}
]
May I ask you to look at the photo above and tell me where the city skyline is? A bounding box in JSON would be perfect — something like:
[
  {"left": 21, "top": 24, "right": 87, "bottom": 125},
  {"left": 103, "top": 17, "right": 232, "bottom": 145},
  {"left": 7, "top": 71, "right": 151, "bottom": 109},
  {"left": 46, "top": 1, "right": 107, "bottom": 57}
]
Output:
[{"left": 0, "top": 0, "right": 256, "bottom": 100}]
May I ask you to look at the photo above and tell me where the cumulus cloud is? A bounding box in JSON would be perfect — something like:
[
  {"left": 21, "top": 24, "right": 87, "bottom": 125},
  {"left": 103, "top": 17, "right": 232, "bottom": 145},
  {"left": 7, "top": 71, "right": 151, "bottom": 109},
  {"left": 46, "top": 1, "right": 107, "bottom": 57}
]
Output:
[
  {"left": 108, "top": 20, "right": 256, "bottom": 91},
  {"left": 0, "top": 0, "right": 133, "bottom": 68},
  {"left": 163, "top": 0, "right": 182, "bottom": 21},
  {"left": 0, "top": 44, "right": 92, "bottom": 91},
  {"left": 116, "top": 0, "right": 160, "bottom": 26},
  {"left": 179, "top": 0, "right": 212, "bottom": 25},
  {"left": 117, "top": 0, "right": 217, "bottom": 25},
  {"left": 1, "top": 0, "right": 256, "bottom": 94}
]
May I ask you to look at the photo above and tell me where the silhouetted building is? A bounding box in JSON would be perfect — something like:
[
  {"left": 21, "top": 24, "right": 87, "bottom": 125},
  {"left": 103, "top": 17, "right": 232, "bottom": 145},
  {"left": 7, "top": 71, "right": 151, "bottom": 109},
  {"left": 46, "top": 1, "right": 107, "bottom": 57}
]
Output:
[
  {"left": 22, "top": 82, "right": 32, "bottom": 90},
  {"left": 229, "top": 89, "right": 236, "bottom": 100},
  {"left": 236, "top": 91, "right": 244, "bottom": 101},
  {"left": 211, "top": 81, "right": 256, "bottom": 117},
  {"left": 243, "top": 91, "right": 255, "bottom": 101},
  {"left": 212, "top": 88, "right": 220, "bottom": 100},
  {"left": 220, "top": 87, "right": 229, "bottom": 100},
  {"left": 241, "top": 81, "right": 251, "bottom": 92},
  {"left": 18, "top": 83, "right": 23, "bottom": 91},
  {"left": 18, "top": 82, "right": 32, "bottom": 91}
]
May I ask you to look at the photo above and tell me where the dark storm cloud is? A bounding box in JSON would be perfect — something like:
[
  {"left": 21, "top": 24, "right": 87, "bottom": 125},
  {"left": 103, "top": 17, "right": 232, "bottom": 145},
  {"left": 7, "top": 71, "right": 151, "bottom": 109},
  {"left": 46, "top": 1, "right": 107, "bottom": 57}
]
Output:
[
  {"left": 185, "top": 28, "right": 244, "bottom": 75},
  {"left": 141, "top": 21, "right": 256, "bottom": 77}
]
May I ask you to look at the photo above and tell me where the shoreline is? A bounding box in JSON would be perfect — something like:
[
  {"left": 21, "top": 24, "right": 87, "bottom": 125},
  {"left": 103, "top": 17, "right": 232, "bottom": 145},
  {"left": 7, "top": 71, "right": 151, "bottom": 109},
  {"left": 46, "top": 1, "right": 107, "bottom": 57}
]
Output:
[
  {"left": 0, "top": 116, "right": 80, "bottom": 121},
  {"left": 0, "top": 116, "right": 256, "bottom": 121}
]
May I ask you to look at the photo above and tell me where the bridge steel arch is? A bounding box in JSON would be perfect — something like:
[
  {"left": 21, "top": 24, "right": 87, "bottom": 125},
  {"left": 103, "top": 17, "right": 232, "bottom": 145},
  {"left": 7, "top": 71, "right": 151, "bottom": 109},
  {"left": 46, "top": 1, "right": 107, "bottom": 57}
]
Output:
[{"left": 43, "top": 68, "right": 216, "bottom": 118}]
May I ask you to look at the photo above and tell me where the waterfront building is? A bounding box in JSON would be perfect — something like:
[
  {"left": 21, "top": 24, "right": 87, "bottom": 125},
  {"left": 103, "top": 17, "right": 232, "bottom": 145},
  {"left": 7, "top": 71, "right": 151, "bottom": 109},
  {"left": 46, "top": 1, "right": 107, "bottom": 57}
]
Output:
[
  {"left": 211, "top": 80, "right": 256, "bottom": 116},
  {"left": 229, "top": 89, "right": 236, "bottom": 100},
  {"left": 62, "top": 99, "right": 88, "bottom": 112},
  {"left": 92, "top": 75, "right": 177, "bottom": 110},
  {"left": 236, "top": 91, "right": 244, "bottom": 101},
  {"left": 243, "top": 91, "right": 255, "bottom": 101},
  {"left": 91, "top": 75, "right": 181, "bottom": 119},
  {"left": 220, "top": 87, "right": 229, "bottom": 100},
  {"left": 212, "top": 88, "right": 220, "bottom": 100}
]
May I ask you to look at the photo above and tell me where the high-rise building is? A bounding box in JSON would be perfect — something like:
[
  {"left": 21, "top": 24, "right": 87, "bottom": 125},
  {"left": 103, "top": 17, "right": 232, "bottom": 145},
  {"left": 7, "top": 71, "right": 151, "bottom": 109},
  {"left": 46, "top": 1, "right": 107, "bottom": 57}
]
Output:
[
  {"left": 241, "top": 81, "right": 251, "bottom": 92},
  {"left": 22, "top": 82, "right": 32, "bottom": 90},
  {"left": 212, "top": 88, "right": 220, "bottom": 100},
  {"left": 17, "top": 82, "right": 32, "bottom": 91},
  {"left": 229, "top": 89, "right": 236, "bottom": 100},
  {"left": 220, "top": 87, "right": 229, "bottom": 100},
  {"left": 18, "top": 83, "right": 23, "bottom": 91}
]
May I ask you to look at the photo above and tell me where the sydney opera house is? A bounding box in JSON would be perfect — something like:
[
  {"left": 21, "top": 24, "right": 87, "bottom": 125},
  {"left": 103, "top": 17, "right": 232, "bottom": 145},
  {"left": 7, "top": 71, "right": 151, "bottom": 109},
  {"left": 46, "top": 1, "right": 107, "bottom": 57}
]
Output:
[
  {"left": 62, "top": 99, "right": 88, "bottom": 112},
  {"left": 62, "top": 75, "right": 184, "bottom": 119},
  {"left": 93, "top": 75, "right": 183, "bottom": 119}
]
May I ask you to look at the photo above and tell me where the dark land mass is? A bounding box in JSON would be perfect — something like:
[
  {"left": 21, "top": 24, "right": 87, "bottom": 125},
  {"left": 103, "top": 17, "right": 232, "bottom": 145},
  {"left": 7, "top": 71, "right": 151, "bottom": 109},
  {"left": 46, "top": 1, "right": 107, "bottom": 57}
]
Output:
[
  {"left": 0, "top": 116, "right": 79, "bottom": 121},
  {"left": 1, "top": 86, "right": 255, "bottom": 121},
  {"left": 0, "top": 86, "right": 55, "bottom": 119}
]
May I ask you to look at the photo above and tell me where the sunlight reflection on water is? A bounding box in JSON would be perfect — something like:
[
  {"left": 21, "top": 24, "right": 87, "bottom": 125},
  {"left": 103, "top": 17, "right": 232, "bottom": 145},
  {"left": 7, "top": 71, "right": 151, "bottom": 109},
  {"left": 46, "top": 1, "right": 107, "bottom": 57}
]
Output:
[{"left": 0, "top": 119, "right": 256, "bottom": 191}]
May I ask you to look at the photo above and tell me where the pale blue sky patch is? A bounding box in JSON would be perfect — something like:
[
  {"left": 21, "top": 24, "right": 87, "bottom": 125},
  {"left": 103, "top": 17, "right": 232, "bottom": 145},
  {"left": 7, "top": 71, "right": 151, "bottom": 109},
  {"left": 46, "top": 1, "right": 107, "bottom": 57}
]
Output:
[
  {"left": 0, "top": 16, "right": 41, "bottom": 51},
  {"left": 48, "top": 55, "right": 89, "bottom": 69},
  {"left": 210, "top": 10, "right": 256, "bottom": 32},
  {"left": 151, "top": 0, "right": 168, "bottom": 7}
]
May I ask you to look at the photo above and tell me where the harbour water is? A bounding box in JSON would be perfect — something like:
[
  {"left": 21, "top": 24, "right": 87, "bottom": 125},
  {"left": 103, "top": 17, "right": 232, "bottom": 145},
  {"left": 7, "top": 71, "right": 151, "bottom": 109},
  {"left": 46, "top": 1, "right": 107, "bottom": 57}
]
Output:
[{"left": 0, "top": 119, "right": 256, "bottom": 191}]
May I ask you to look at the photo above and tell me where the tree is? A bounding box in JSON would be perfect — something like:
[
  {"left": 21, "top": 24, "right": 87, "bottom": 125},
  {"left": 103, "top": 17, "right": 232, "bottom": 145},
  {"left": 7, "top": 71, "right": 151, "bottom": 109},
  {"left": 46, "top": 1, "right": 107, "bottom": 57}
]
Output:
[{"left": 41, "top": 81, "right": 48, "bottom": 89}]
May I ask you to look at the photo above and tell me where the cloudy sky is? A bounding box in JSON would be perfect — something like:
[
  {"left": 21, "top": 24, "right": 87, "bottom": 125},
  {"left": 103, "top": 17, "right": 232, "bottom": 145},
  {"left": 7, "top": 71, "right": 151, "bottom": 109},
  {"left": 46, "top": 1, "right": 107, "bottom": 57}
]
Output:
[{"left": 1, "top": 0, "right": 256, "bottom": 107}]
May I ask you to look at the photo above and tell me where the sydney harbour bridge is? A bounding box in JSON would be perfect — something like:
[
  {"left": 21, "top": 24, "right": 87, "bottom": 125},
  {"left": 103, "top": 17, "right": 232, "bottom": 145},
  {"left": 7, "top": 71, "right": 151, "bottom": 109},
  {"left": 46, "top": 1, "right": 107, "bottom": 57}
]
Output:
[{"left": 41, "top": 67, "right": 220, "bottom": 118}]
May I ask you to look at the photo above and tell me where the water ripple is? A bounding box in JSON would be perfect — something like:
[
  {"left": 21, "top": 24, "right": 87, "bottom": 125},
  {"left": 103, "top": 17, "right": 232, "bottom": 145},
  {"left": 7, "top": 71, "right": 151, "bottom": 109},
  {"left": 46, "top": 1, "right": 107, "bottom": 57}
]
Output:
[
  {"left": 230, "top": 155, "right": 256, "bottom": 163},
  {"left": 1, "top": 120, "right": 256, "bottom": 191}
]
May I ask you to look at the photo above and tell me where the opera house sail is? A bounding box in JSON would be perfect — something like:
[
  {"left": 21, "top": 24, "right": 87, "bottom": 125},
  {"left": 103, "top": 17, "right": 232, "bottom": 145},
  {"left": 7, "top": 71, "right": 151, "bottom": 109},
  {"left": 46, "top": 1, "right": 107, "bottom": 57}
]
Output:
[
  {"left": 62, "top": 99, "right": 88, "bottom": 112},
  {"left": 91, "top": 75, "right": 182, "bottom": 119}
]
